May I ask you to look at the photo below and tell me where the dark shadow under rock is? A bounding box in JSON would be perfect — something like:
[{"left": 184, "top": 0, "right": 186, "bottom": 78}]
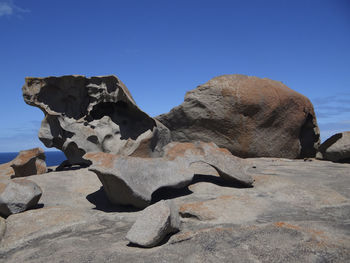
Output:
[
  {"left": 192, "top": 174, "right": 254, "bottom": 189},
  {"left": 86, "top": 187, "right": 142, "bottom": 213}
]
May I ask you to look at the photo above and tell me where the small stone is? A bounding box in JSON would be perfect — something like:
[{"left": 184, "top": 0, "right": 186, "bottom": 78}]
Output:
[
  {"left": 0, "top": 179, "right": 42, "bottom": 217},
  {"left": 126, "top": 200, "right": 180, "bottom": 247}
]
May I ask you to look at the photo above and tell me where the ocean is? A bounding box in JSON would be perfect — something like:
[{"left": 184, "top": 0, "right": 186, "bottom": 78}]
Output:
[{"left": 0, "top": 151, "right": 66, "bottom": 166}]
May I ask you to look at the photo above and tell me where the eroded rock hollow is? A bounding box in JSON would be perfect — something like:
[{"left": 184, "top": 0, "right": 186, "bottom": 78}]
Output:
[{"left": 23, "top": 75, "right": 171, "bottom": 165}]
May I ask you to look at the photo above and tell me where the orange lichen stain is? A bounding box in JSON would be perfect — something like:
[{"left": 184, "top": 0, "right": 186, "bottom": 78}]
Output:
[
  {"left": 165, "top": 143, "right": 205, "bottom": 160},
  {"left": 83, "top": 152, "right": 118, "bottom": 169},
  {"left": 252, "top": 174, "right": 272, "bottom": 183},
  {"left": 179, "top": 201, "right": 215, "bottom": 220}
]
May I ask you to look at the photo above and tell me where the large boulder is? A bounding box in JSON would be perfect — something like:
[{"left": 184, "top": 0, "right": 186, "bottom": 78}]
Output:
[
  {"left": 0, "top": 179, "right": 42, "bottom": 217},
  {"left": 11, "top": 148, "right": 47, "bottom": 178},
  {"left": 86, "top": 141, "right": 254, "bottom": 208},
  {"left": 157, "top": 74, "right": 320, "bottom": 158},
  {"left": 22, "top": 75, "right": 171, "bottom": 166},
  {"left": 316, "top": 131, "right": 350, "bottom": 163},
  {"left": 126, "top": 200, "right": 180, "bottom": 247}
]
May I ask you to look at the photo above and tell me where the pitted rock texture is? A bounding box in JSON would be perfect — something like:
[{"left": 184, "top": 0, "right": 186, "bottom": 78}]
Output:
[
  {"left": 86, "top": 142, "right": 254, "bottom": 208},
  {"left": 10, "top": 148, "right": 47, "bottom": 178},
  {"left": 0, "top": 179, "right": 42, "bottom": 217},
  {"left": 317, "top": 131, "right": 350, "bottom": 163},
  {"left": 23, "top": 75, "right": 171, "bottom": 165},
  {"left": 157, "top": 74, "right": 320, "bottom": 159},
  {"left": 126, "top": 200, "right": 180, "bottom": 247}
]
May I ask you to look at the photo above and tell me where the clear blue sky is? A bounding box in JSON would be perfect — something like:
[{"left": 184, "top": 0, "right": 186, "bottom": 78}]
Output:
[{"left": 0, "top": 0, "right": 349, "bottom": 152}]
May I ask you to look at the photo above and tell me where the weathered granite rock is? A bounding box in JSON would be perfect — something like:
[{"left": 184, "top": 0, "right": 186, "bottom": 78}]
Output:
[
  {"left": 86, "top": 142, "right": 254, "bottom": 208},
  {"left": 0, "top": 158, "right": 349, "bottom": 262},
  {"left": 163, "top": 141, "right": 255, "bottom": 186},
  {"left": 0, "top": 162, "right": 14, "bottom": 177},
  {"left": 157, "top": 74, "right": 320, "bottom": 158},
  {"left": 317, "top": 131, "right": 350, "bottom": 163},
  {"left": 126, "top": 200, "right": 180, "bottom": 247},
  {"left": 0, "top": 179, "right": 42, "bottom": 217},
  {"left": 10, "top": 148, "right": 47, "bottom": 178},
  {"left": 22, "top": 75, "right": 171, "bottom": 166}
]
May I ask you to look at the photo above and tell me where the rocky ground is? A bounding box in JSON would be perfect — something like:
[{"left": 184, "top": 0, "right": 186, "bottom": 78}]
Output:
[{"left": 0, "top": 158, "right": 349, "bottom": 262}]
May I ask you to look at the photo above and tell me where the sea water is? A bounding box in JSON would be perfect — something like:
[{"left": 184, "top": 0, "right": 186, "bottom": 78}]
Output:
[{"left": 0, "top": 151, "right": 66, "bottom": 166}]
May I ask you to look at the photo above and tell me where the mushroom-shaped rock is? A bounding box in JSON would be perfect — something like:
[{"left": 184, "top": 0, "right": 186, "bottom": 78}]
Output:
[
  {"left": 157, "top": 74, "right": 320, "bottom": 158},
  {"left": 317, "top": 132, "right": 350, "bottom": 163},
  {"left": 11, "top": 148, "right": 47, "bottom": 178},
  {"left": 0, "top": 179, "right": 42, "bottom": 217},
  {"left": 86, "top": 142, "right": 254, "bottom": 208},
  {"left": 22, "top": 75, "right": 171, "bottom": 166},
  {"left": 126, "top": 200, "right": 180, "bottom": 247}
]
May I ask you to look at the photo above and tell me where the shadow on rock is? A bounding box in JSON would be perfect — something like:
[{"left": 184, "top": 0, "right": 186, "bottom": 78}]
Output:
[
  {"left": 192, "top": 174, "right": 254, "bottom": 189},
  {"left": 151, "top": 186, "right": 193, "bottom": 204},
  {"left": 86, "top": 187, "right": 142, "bottom": 213}
]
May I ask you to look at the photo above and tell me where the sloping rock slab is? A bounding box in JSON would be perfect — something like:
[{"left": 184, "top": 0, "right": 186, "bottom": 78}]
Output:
[
  {"left": 0, "top": 158, "right": 349, "bottom": 262},
  {"left": 86, "top": 142, "right": 254, "bottom": 208},
  {"left": 11, "top": 148, "right": 47, "bottom": 178},
  {"left": 317, "top": 131, "right": 350, "bottom": 163},
  {"left": 157, "top": 74, "right": 320, "bottom": 158},
  {"left": 22, "top": 75, "right": 171, "bottom": 166},
  {"left": 126, "top": 200, "right": 180, "bottom": 247},
  {"left": 0, "top": 179, "right": 42, "bottom": 217}
]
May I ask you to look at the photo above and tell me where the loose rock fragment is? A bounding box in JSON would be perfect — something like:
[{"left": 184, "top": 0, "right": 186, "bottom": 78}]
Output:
[
  {"left": 0, "top": 179, "right": 42, "bottom": 217},
  {"left": 126, "top": 200, "right": 180, "bottom": 247}
]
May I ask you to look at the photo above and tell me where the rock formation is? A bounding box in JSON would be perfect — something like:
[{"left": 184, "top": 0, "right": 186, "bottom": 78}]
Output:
[
  {"left": 0, "top": 157, "right": 349, "bottom": 262},
  {"left": 157, "top": 74, "right": 320, "bottom": 158},
  {"left": 10, "top": 148, "right": 47, "bottom": 178},
  {"left": 317, "top": 131, "right": 350, "bottom": 163},
  {"left": 22, "top": 75, "right": 171, "bottom": 166},
  {"left": 85, "top": 142, "right": 254, "bottom": 208},
  {"left": 126, "top": 200, "right": 180, "bottom": 247},
  {"left": 0, "top": 179, "right": 42, "bottom": 217}
]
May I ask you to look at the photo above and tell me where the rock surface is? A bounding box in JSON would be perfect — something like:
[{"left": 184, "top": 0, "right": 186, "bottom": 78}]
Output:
[
  {"left": 0, "top": 162, "right": 14, "bottom": 177},
  {"left": 157, "top": 74, "right": 320, "bottom": 158},
  {"left": 0, "top": 217, "right": 5, "bottom": 242},
  {"left": 0, "top": 179, "right": 42, "bottom": 217},
  {"left": 317, "top": 131, "right": 350, "bottom": 163},
  {"left": 126, "top": 200, "right": 180, "bottom": 247},
  {"left": 86, "top": 142, "right": 254, "bottom": 208},
  {"left": 22, "top": 75, "right": 171, "bottom": 166},
  {"left": 10, "top": 148, "right": 47, "bottom": 178},
  {"left": 0, "top": 158, "right": 349, "bottom": 262}
]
